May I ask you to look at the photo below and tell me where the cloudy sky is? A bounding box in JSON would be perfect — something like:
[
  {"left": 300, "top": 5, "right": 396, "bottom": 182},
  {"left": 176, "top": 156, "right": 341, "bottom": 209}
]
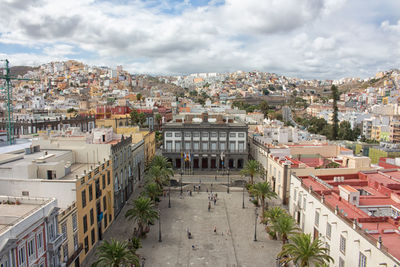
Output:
[{"left": 0, "top": 0, "right": 399, "bottom": 79}]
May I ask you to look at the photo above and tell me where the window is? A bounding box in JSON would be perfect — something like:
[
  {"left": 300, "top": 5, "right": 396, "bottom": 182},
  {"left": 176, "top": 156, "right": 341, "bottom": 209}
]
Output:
[
  {"left": 63, "top": 243, "right": 68, "bottom": 260},
  {"left": 220, "top": 142, "right": 226, "bottom": 150},
  {"left": 175, "top": 141, "right": 181, "bottom": 151},
  {"left": 72, "top": 213, "right": 78, "bottom": 232},
  {"left": 166, "top": 141, "right": 172, "bottom": 150},
  {"left": 27, "top": 238, "right": 35, "bottom": 259},
  {"left": 104, "top": 212, "right": 108, "bottom": 228},
  {"left": 18, "top": 246, "right": 25, "bottom": 265},
  {"left": 62, "top": 222, "right": 67, "bottom": 240},
  {"left": 303, "top": 196, "right": 307, "bottom": 211},
  {"left": 166, "top": 132, "right": 172, "bottom": 137},
  {"left": 340, "top": 235, "right": 346, "bottom": 254},
  {"left": 175, "top": 132, "right": 181, "bottom": 137},
  {"left": 229, "top": 142, "right": 235, "bottom": 151},
  {"left": 314, "top": 211, "right": 319, "bottom": 227},
  {"left": 294, "top": 189, "right": 297, "bottom": 201},
  {"left": 238, "top": 132, "right": 245, "bottom": 138},
  {"left": 83, "top": 215, "right": 88, "bottom": 233},
  {"left": 84, "top": 236, "right": 89, "bottom": 254},
  {"left": 229, "top": 133, "right": 236, "bottom": 137},
  {"left": 37, "top": 231, "right": 43, "bottom": 253},
  {"left": 211, "top": 132, "right": 217, "bottom": 137},
  {"left": 219, "top": 132, "right": 226, "bottom": 138},
  {"left": 107, "top": 171, "right": 110, "bottom": 185},
  {"left": 193, "top": 132, "right": 200, "bottom": 137},
  {"left": 48, "top": 223, "right": 55, "bottom": 240},
  {"left": 201, "top": 132, "right": 209, "bottom": 137},
  {"left": 91, "top": 228, "right": 96, "bottom": 245},
  {"left": 358, "top": 252, "right": 367, "bottom": 267},
  {"left": 238, "top": 141, "right": 245, "bottom": 151},
  {"left": 202, "top": 142, "right": 208, "bottom": 150},
  {"left": 73, "top": 234, "right": 79, "bottom": 250},
  {"left": 102, "top": 175, "right": 106, "bottom": 189},
  {"left": 184, "top": 132, "right": 191, "bottom": 137},
  {"left": 184, "top": 142, "right": 191, "bottom": 150},
  {"left": 90, "top": 209, "right": 94, "bottom": 226},
  {"left": 81, "top": 190, "right": 87, "bottom": 208},
  {"left": 211, "top": 142, "right": 217, "bottom": 151},
  {"left": 103, "top": 195, "right": 107, "bottom": 211},
  {"left": 339, "top": 257, "right": 345, "bottom": 267},
  {"left": 325, "top": 243, "right": 330, "bottom": 255},
  {"left": 326, "top": 223, "right": 331, "bottom": 239}
]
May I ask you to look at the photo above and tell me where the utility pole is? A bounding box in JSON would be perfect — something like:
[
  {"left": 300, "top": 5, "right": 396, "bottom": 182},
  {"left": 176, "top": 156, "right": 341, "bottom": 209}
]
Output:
[{"left": 0, "top": 59, "right": 40, "bottom": 145}]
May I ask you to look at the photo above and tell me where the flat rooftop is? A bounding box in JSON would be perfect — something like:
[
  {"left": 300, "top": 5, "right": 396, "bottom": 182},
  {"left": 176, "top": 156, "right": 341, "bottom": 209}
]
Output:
[{"left": 0, "top": 198, "right": 51, "bottom": 234}]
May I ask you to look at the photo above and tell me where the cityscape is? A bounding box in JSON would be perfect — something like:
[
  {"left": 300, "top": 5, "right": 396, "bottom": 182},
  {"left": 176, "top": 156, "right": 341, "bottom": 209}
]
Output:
[{"left": 1, "top": 1, "right": 400, "bottom": 267}]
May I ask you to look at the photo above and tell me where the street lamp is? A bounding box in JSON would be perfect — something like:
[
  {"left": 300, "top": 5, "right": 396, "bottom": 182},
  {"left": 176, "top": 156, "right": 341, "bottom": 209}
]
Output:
[
  {"left": 158, "top": 209, "right": 162, "bottom": 242},
  {"left": 227, "top": 167, "right": 230, "bottom": 193},
  {"left": 180, "top": 169, "right": 183, "bottom": 195},
  {"left": 242, "top": 181, "right": 245, "bottom": 209},
  {"left": 254, "top": 207, "right": 258, "bottom": 241},
  {"left": 168, "top": 180, "right": 171, "bottom": 208}
]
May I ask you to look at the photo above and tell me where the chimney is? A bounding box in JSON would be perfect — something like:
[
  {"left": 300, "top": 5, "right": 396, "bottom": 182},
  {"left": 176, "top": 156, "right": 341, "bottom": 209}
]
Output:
[{"left": 377, "top": 236, "right": 382, "bottom": 249}]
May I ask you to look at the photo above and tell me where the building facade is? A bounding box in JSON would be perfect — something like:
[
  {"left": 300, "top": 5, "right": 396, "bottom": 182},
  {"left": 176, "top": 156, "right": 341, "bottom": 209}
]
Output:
[
  {"left": 162, "top": 113, "right": 248, "bottom": 171},
  {"left": 0, "top": 196, "right": 60, "bottom": 267},
  {"left": 289, "top": 171, "right": 400, "bottom": 267}
]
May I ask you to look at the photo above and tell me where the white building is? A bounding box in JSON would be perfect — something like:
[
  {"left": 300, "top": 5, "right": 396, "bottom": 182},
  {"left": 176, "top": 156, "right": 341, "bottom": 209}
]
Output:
[
  {"left": 289, "top": 171, "right": 400, "bottom": 267},
  {"left": 0, "top": 196, "right": 60, "bottom": 267}
]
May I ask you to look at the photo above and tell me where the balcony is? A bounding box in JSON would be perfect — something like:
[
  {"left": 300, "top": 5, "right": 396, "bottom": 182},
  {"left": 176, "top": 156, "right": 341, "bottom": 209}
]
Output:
[
  {"left": 47, "top": 234, "right": 63, "bottom": 252},
  {"left": 66, "top": 244, "right": 83, "bottom": 266}
]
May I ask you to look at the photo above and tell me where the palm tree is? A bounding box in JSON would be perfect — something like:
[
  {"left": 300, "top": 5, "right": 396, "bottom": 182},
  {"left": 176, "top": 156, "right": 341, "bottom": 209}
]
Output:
[
  {"left": 125, "top": 197, "right": 158, "bottom": 236},
  {"left": 91, "top": 239, "right": 139, "bottom": 267},
  {"left": 144, "top": 182, "right": 161, "bottom": 203},
  {"left": 146, "top": 165, "right": 170, "bottom": 189},
  {"left": 151, "top": 155, "right": 173, "bottom": 172},
  {"left": 250, "top": 181, "right": 277, "bottom": 215},
  {"left": 262, "top": 206, "right": 286, "bottom": 225},
  {"left": 240, "top": 160, "right": 261, "bottom": 184},
  {"left": 270, "top": 214, "right": 299, "bottom": 244},
  {"left": 278, "top": 233, "right": 333, "bottom": 267}
]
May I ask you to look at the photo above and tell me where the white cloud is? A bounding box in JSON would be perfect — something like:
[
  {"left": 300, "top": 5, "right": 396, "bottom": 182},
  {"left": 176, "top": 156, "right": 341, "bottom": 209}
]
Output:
[{"left": 0, "top": 0, "right": 399, "bottom": 79}]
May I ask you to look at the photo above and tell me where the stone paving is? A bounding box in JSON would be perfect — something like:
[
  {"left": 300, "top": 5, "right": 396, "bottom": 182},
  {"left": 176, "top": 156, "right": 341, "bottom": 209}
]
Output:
[
  {"left": 83, "top": 181, "right": 283, "bottom": 267},
  {"left": 138, "top": 187, "right": 282, "bottom": 267}
]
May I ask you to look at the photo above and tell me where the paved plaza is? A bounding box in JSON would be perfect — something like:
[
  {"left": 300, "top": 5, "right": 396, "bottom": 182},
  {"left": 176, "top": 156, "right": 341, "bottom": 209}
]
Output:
[
  {"left": 138, "top": 187, "right": 282, "bottom": 267},
  {"left": 83, "top": 182, "right": 283, "bottom": 267}
]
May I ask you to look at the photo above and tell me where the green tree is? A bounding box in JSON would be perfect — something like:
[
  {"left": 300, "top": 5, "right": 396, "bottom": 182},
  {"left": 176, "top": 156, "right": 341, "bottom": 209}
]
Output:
[
  {"left": 262, "top": 206, "right": 286, "bottom": 225},
  {"left": 138, "top": 113, "right": 147, "bottom": 126},
  {"left": 91, "top": 239, "right": 139, "bottom": 267},
  {"left": 145, "top": 165, "right": 171, "bottom": 189},
  {"left": 125, "top": 197, "right": 159, "bottom": 237},
  {"left": 189, "top": 90, "right": 198, "bottom": 97},
  {"left": 127, "top": 236, "right": 142, "bottom": 253},
  {"left": 259, "top": 100, "right": 269, "bottom": 117},
  {"left": 270, "top": 214, "right": 299, "bottom": 244},
  {"left": 144, "top": 182, "right": 161, "bottom": 203},
  {"left": 155, "top": 114, "right": 162, "bottom": 126},
  {"left": 240, "top": 160, "right": 261, "bottom": 184},
  {"left": 67, "top": 108, "right": 77, "bottom": 113},
  {"left": 130, "top": 110, "right": 139, "bottom": 125},
  {"left": 278, "top": 233, "right": 334, "bottom": 267},
  {"left": 331, "top": 85, "right": 339, "bottom": 140},
  {"left": 250, "top": 181, "right": 276, "bottom": 215},
  {"left": 136, "top": 93, "right": 142, "bottom": 101}
]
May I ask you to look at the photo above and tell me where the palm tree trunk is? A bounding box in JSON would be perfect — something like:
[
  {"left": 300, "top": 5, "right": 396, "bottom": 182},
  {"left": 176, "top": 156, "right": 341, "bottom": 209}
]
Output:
[
  {"left": 261, "top": 197, "right": 265, "bottom": 215},
  {"left": 251, "top": 174, "right": 254, "bottom": 184}
]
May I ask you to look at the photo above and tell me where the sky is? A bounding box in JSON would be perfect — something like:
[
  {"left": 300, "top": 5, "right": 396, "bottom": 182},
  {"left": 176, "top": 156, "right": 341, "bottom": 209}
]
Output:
[{"left": 0, "top": 0, "right": 399, "bottom": 79}]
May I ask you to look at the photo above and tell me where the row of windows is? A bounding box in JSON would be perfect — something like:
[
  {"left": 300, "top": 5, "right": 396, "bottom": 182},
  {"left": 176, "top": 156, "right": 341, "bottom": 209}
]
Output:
[
  {"left": 166, "top": 141, "right": 246, "bottom": 151},
  {"left": 18, "top": 230, "right": 44, "bottom": 266},
  {"left": 83, "top": 196, "right": 109, "bottom": 233},
  {"left": 166, "top": 132, "right": 245, "bottom": 138},
  {"left": 84, "top": 213, "right": 112, "bottom": 255},
  {"left": 82, "top": 172, "right": 110, "bottom": 208}
]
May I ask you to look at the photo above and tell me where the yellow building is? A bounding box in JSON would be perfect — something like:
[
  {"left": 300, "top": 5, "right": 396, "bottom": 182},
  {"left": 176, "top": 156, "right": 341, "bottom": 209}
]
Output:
[
  {"left": 371, "top": 125, "right": 381, "bottom": 141},
  {"left": 76, "top": 160, "right": 114, "bottom": 264},
  {"left": 143, "top": 130, "right": 156, "bottom": 164},
  {"left": 59, "top": 202, "right": 82, "bottom": 266}
]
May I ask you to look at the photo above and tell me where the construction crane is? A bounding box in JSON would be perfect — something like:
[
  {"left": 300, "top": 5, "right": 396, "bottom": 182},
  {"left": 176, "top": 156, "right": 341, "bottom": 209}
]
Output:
[{"left": 0, "top": 59, "right": 40, "bottom": 145}]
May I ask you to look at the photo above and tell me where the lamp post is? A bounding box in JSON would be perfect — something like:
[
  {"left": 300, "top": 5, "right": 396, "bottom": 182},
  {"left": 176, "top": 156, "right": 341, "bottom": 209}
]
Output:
[
  {"left": 227, "top": 167, "right": 230, "bottom": 193},
  {"left": 242, "top": 181, "right": 245, "bottom": 209},
  {"left": 180, "top": 169, "right": 183, "bottom": 195},
  {"left": 158, "top": 209, "right": 162, "bottom": 242},
  {"left": 168, "top": 180, "right": 171, "bottom": 208},
  {"left": 254, "top": 207, "right": 258, "bottom": 241}
]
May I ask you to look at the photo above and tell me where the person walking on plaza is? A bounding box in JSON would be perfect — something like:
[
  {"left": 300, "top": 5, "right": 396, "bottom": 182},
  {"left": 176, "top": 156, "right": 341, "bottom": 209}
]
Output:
[
  {"left": 208, "top": 201, "right": 211, "bottom": 212},
  {"left": 214, "top": 198, "right": 217, "bottom": 205},
  {"left": 214, "top": 226, "right": 217, "bottom": 234}
]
